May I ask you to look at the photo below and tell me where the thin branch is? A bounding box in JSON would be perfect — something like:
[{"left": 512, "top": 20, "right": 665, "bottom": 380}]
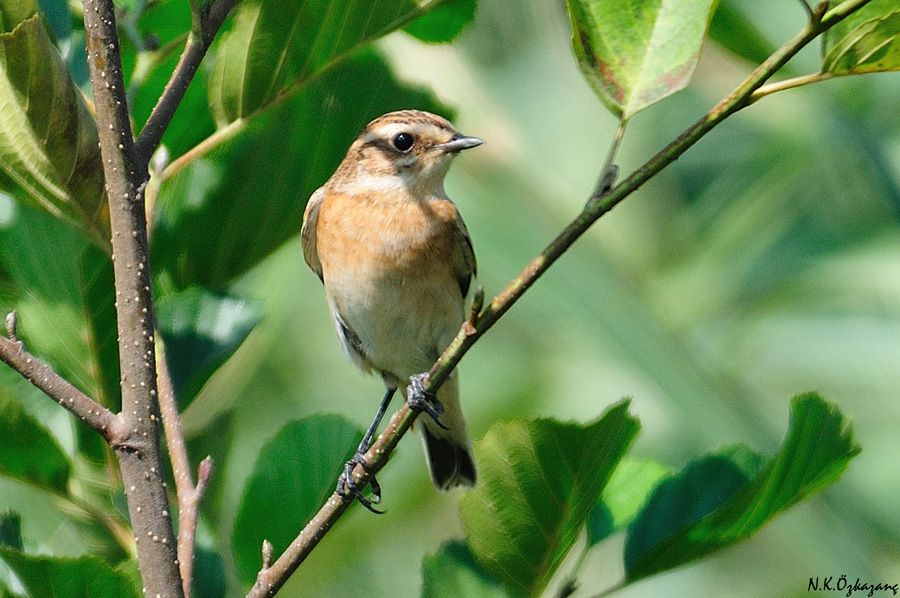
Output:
[
  {"left": 0, "top": 313, "right": 123, "bottom": 443},
  {"left": 245, "top": 0, "right": 876, "bottom": 594},
  {"left": 157, "top": 341, "right": 214, "bottom": 598},
  {"left": 83, "top": 0, "right": 184, "bottom": 595},
  {"left": 133, "top": 0, "right": 238, "bottom": 165}
]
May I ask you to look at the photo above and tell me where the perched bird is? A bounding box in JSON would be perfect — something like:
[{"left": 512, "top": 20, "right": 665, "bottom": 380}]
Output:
[{"left": 301, "top": 110, "right": 483, "bottom": 503}]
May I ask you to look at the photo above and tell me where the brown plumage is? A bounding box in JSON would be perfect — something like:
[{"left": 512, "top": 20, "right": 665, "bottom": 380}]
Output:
[{"left": 301, "top": 110, "right": 482, "bottom": 489}]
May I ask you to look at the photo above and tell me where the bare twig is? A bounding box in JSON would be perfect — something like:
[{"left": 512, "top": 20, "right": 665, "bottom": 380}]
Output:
[
  {"left": 0, "top": 314, "right": 123, "bottom": 443},
  {"left": 83, "top": 0, "right": 183, "bottom": 594},
  {"left": 246, "top": 1, "right": 876, "bottom": 595},
  {"left": 157, "top": 343, "right": 214, "bottom": 598},
  {"left": 749, "top": 71, "right": 846, "bottom": 103},
  {"left": 134, "top": 0, "right": 238, "bottom": 165}
]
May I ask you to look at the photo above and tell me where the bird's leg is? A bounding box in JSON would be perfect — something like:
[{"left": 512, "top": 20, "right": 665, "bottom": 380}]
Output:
[
  {"left": 406, "top": 373, "right": 449, "bottom": 430},
  {"left": 337, "top": 386, "right": 396, "bottom": 513}
]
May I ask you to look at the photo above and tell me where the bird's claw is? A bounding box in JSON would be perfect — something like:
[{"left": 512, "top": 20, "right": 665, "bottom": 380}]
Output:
[
  {"left": 336, "top": 455, "right": 384, "bottom": 514},
  {"left": 406, "top": 373, "right": 449, "bottom": 430}
]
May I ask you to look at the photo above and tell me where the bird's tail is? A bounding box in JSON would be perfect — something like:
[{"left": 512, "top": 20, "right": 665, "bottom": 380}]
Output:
[{"left": 411, "top": 375, "right": 476, "bottom": 490}]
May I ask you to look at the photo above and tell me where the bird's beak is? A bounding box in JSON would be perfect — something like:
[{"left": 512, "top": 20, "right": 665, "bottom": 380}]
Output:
[{"left": 435, "top": 134, "right": 484, "bottom": 153}]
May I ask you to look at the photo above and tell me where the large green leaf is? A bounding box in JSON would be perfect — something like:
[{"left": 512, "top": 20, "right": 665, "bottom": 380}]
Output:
[
  {"left": 624, "top": 393, "right": 859, "bottom": 582},
  {"left": 459, "top": 402, "right": 639, "bottom": 597},
  {"left": 0, "top": 390, "right": 70, "bottom": 492},
  {"left": 707, "top": 0, "right": 774, "bottom": 64},
  {"left": 208, "top": 0, "right": 465, "bottom": 124},
  {"left": 232, "top": 415, "right": 362, "bottom": 586},
  {"left": 0, "top": 15, "right": 105, "bottom": 241},
  {"left": 152, "top": 50, "right": 451, "bottom": 290},
  {"left": 0, "top": 0, "right": 36, "bottom": 32},
  {"left": 157, "top": 286, "right": 262, "bottom": 407},
  {"left": 587, "top": 457, "right": 672, "bottom": 546},
  {"left": 0, "top": 549, "right": 139, "bottom": 598},
  {"left": 566, "top": 0, "right": 719, "bottom": 119},
  {"left": 422, "top": 541, "right": 507, "bottom": 598},
  {"left": 823, "top": 0, "right": 900, "bottom": 74},
  {"left": 404, "top": 0, "right": 477, "bottom": 43},
  {"left": 0, "top": 199, "right": 119, "bottom": 414}
]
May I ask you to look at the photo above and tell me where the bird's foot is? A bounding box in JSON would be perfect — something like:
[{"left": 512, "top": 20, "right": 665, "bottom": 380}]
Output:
[
  {"left": 406, "top": 373, "right": 449, "bottom": 430},
  {"left": 336, "top": 454, "right": 383, "bottom": 514}
]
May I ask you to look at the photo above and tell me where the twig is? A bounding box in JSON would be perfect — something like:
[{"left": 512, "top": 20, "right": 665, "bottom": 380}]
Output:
[
  {"left": 749, "top": 71, "right": 854, "bottom": 103},
  {"left": 83, "top": 1, "right": 184, "bottom": 595},
  {"left": 0, "top": 313, "right": 123, "bottom": 443},
  {"left": 157, "top": 342, "right": 214, "bottom": 598},
  {"left": 133, "top": 0, "right": 238, "bottom": 165},
  {"left": 245, "top": 0, "right": 876, "bottom": 595}
]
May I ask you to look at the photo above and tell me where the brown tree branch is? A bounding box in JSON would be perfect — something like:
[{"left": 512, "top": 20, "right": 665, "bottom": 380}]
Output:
[
  {"left": 0, "top": 312, "right": 123, "bottom": 443},
  {"left": 157, "top": 342, "right": 214, "bottom": 598},
  {"left": 247, "top": 0, "right": 876, "bottom": 595},
  {"left": 83, "top": 1, "right": 183, "bottom": 595},
  {"left": 133, "top": 0, "right": 237, "bottom": 164}
]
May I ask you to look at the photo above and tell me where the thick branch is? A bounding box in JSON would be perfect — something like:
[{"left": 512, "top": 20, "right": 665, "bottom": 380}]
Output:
[
  {"left": 134, "top": 0, "right": 237, "bottom": 164},
  {"left": 246, "top": 0, "right": 875, "bottom": 595},
  {"left": 0, "top": 319, "right": 122, "bottom": 443},
  {"left": 83, "top": 1, "right": 183, "bottom": 595}
]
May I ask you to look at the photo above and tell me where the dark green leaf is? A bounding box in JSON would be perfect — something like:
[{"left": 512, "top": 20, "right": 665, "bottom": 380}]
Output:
[
  {"left": 232, "top": 415, "right": 362, "bottom": 586},
  {"left": 0, "top": 549, "right": 139, "bottom": 598},
  {"left": 566, "top": 0, "right": 719, "bottom": 119},
  {"left": 157, "top": 286, "right": 262, "bottom": 407},
  {"left": 0, "top": 15, "right": 106, "bottom": 241},
  {"left": 587, "top": 457, "right": 672, "bottom": 546},
  {"left": 0, "top": 391, "right": 71, "bottom": 492},
  {"left": 459, "top": 401, "right": 639, "bottom": 597},
  {"left": 823, "top": 0, "right": 900, "bottom": 74},
  {"left": 624, "top": 393, "right": 860, "bottom": 581},
  {"left": 152, "top": 49, "right": 452, "bottom": 290},
  {"left": 708, "top": 0, "right": 773, "bottom": 64},
  {"left": 193, "top": 547, "right": 226, "bottom": 598},
  {"left": 0, "top": 0, "right": 36, "bottom": 32},
  {"left": 422, "top": 541, "right": 507, "bottom": 598},
  {"left": 36, "top": 0, "right": 71, "bottom": 44},
  {"left": 208, "top": 0, "right": 456, "bottom": 124},
  {"left": 404, "top": 0, "right": 477, "bottom": 43},
  {"left": 0, "top": 513, "right": 21, "bottom": 550}
]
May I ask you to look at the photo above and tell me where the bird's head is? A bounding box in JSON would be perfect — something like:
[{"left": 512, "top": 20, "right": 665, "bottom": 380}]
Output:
[{"left": 332, "top": 110, "right": 483, "bottom": 195}]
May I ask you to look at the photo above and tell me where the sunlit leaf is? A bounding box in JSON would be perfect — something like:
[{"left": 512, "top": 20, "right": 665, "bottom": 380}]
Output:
[
  {"left": 566, "top": 0, "right": 719, "bottom": 119},
  {"left": 625, "top": 393, "right": 859, "bottom": 581},
  {"left": 0, "top": 549, "right": 139, "bottom": 598},
  {"left": 823, "top": 0, "right": 900, "bottom": 74},
  {"left": 0, "top": 0, "right": 36, "bottom": 32},
  {"left": 0, "top": 391, "right": 71, "bottom": 492},
  {"left": 153, "top": 50, "right": 451, "bottom": 290},
  {"left": 459, "top": 401, "right": 639, "bottom": 597},
  {"left": 587, "top": 457, "right": 672, "bottom": 546},
  {"left": 157, "top": 286, "right": 262, "bottom": 407},
  {"left": 404, "top": 0, "right": 477, "bottom": 43},
  {"left": 0, "top": 16, "right": 106, "bottom": 240},
  {"left": 209, "top": 0, "right": 457, "bottom": 124},
  {"left": 232, "top": 415, "right": 362, "bottom": 586},
  {"left": 422, "top": 541, "right": 507, "bottom": 598}
]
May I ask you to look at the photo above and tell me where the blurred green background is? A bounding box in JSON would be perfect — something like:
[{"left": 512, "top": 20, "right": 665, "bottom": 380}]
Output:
[{"left": 1, "top": 0, "right": 898, "bottom": 596}]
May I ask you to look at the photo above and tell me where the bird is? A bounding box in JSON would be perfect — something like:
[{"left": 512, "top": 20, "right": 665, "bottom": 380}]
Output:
[{"left": 301, "top": 110, "right": 483, "bottom": 507}]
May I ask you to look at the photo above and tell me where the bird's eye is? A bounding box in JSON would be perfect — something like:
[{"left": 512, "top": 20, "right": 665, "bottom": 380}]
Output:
[{"left": 392, "top": 132, "right": 415, "bottom": 152}]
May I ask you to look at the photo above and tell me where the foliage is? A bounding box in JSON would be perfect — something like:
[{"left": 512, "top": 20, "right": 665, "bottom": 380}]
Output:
[{"left": 0, "top": 0, "right": 897, "bottom": 596}]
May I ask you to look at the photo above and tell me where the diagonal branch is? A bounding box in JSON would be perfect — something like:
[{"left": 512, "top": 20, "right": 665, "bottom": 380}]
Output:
[
  {"left": 134, "top": 0, "right": 238, "bottom": 165},
  {"left": 246, "top": 0, "right": 875, "bottom": 595},
  {"left": 0, "top": 312, "right": 123, "bottom": 443}
]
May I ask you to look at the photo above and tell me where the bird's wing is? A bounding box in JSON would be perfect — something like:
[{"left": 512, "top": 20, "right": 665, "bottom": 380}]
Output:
[
  {"left": 453, "top": 209, "right": 477, "bottom": 298},
  {"left": 301, "top": 186, "right": 325, "bottom": 282}
]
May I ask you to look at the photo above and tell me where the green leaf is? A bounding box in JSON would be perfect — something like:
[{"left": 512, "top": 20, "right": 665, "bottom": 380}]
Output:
[
  {"left": 0, "top": 513, "right": 21, "bottom": 550},
  {"left": 0, "top": 0, "right": 36, "bottom": 32},
  {"left": 157, "top": 286, "right": 262, "bottom": 407},
  {"left": 232, "top": 415, "right": 362, "bottom": 586},
  {"left": 208, "top": 0, "right": 455, "bottom": 124},
  {"left": 0, "top": 549, "right": 139, "bottom": 598},
  {"left": 566, "top": 0, "right": 719, "bottom": 119},
  {"left": 707, "top": 0, "right": 774, "bottom": 64},
  {"left": 404, "top": 0, "right": 477, "bottom": 43},
  {"left": 587, "top": 457, "right": 672, "bottom": 546},
  {"left": 193, "top": 547, "right": 226, "bottom": 598},
  {"left": 153, "top": 50, "right": 452, "bottom": 290},
  {"left": 459, "top": 401, "right": 639, "bottom": 597},
  {"left": 0, "top": 199, "right": 119, "bottom": 417},
  {"left": 0, "top": 391, "right": 71, "bottom": 492},
  {"left": 0, "top": 15, "right": 106, "bottom": 241},
  {"left": 422, "top": 541, "right": 507, "bottom": 598},
  {"left": 823, "top": 0, "right": 900, "bottom": 74},
  {"left": 624, "top": 393, "right": 860, "bottom": 582}
]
